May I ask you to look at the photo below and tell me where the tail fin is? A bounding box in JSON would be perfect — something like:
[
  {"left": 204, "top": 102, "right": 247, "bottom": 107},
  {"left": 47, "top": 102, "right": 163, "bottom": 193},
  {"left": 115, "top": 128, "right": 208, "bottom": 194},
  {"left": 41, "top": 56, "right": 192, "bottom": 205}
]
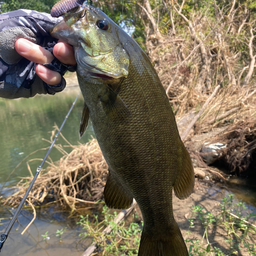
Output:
[{"left": 138, "top": 222, "right": 188, "bottom": 256}]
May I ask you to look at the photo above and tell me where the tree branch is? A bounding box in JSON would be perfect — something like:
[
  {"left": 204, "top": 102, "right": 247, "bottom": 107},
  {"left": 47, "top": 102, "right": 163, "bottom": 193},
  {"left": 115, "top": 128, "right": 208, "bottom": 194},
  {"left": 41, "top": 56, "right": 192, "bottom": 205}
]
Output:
[
  {"left": 181, "top": 85, "right": 221, "bottom": 141},
  {"left": 242, "top": 27, "right": 256, "bottom": 86}
]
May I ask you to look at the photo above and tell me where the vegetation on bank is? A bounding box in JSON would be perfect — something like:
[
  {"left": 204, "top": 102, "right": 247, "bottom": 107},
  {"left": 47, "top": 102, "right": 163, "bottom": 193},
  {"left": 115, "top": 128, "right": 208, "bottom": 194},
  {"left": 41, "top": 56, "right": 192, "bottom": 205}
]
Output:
[
  {"left": 80, "top": 194, "right": 256, "bottom": 255},
  {"left": 186, "top": 194, "right": 256, "bottom": 255},
  {"left": 1, "top": 134, "right": 255, "bottom": 255},
  {"left": 0, "top": 0, "right": 256, "bottom": 255},
  {"left": 1, "top": 0, "right": 58, "bottom": 13},
  {"left": 35, "top": 193, "right": 256, "bottom": 255}
]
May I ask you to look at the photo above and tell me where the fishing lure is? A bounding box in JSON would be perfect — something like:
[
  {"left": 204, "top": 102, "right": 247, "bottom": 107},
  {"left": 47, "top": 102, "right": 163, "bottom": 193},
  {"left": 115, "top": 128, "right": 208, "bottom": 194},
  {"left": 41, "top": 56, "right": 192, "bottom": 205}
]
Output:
[{"left": 51, "top": 0, "right": 84, "bottom": 17}]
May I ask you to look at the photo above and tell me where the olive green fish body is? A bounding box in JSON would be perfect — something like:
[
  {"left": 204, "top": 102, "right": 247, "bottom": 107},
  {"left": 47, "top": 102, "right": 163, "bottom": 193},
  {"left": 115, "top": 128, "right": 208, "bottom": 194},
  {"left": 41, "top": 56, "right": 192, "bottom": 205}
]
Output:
[{"left": 51, "top": 3, "right": 194, "bottom": 255}]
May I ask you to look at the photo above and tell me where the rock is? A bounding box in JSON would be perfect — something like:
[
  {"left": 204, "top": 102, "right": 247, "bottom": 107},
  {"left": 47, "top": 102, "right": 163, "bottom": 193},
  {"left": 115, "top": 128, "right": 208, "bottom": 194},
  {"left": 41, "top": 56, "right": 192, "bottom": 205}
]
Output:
[
  {"left": 201, "top": 142, "right": 226, "bottom": 165},
  {"left": 194, "top": 168, "right": 206, "bottom": 179}
]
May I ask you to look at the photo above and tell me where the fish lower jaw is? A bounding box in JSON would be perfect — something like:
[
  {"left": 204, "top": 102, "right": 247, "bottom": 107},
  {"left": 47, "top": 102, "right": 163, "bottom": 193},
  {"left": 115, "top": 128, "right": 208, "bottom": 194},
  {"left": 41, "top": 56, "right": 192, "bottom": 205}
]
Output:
[{"left": 86, "top": 71, "right": 122, "bottom": 84}]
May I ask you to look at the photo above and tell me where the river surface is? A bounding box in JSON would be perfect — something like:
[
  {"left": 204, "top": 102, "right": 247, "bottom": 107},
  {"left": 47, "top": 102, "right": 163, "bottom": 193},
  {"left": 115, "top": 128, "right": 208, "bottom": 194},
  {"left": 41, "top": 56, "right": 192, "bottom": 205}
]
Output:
[
  {"left": 0, "top": 85, "right": 256, "bottom": 256},
  {"left": 0, "top": 86, "right": 93, "bottom": 256}
]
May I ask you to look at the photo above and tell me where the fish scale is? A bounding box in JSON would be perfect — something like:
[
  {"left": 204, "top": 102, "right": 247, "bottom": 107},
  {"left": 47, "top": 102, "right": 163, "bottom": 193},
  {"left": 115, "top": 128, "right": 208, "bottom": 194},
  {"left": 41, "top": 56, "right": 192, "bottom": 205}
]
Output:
[{"left": 51, "top": 2, "right": 194, "bottom": 255}]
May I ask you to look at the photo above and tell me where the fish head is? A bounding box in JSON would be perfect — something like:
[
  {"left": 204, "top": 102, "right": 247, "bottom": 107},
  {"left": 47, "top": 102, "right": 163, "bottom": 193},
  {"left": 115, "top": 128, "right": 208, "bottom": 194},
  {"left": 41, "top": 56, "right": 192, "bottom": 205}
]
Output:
[{"left": 51, "top": 4, "right": 130, "bottom": 83}]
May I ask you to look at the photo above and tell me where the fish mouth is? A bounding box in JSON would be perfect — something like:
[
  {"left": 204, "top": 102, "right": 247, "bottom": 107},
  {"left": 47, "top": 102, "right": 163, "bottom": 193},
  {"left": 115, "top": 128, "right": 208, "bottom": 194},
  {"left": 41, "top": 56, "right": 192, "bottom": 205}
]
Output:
[
  {"left": 76, "top": 47, "right": 128, "bottom": 81},
  {"left": 81, "top": 61, "right": 128, "bottom": 82},
  {"left": 90, "top": 73, "right": 113, "bottom": 80},
  {"left": 86, "top": 68, "right": 124, "bottom": 82}
]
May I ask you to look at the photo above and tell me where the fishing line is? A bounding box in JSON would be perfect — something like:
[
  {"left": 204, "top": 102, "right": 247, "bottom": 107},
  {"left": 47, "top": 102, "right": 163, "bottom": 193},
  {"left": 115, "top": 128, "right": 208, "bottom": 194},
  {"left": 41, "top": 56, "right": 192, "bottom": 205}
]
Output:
[{"left": 0, "top": 91, "right": 81, "bottom": 252}]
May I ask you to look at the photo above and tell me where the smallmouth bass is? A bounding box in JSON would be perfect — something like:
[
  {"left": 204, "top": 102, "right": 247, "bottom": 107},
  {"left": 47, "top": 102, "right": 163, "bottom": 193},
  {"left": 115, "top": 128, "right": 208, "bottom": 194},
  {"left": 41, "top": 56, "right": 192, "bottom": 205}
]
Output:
[{"left": 51, "top": 2, "right": 194, "bottom": 255}]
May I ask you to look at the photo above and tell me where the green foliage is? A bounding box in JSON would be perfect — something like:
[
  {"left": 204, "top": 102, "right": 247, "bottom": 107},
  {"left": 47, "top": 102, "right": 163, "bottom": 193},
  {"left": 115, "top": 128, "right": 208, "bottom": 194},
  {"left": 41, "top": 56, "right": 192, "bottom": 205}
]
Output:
[
  {"left": 187, "top": 194, "right": 256, "bottom": 255},
  {"left": 56, "top": 227, "right": 67, "bottom": 242},
  {"left": 1, "top": 0, "right": 58, "bottom": 13},
  {"left": 41, "top": 231, "right": 49, "bottom": 241},
  {"left": 77, "top": 205, "right": 142, "bottom": 255}
]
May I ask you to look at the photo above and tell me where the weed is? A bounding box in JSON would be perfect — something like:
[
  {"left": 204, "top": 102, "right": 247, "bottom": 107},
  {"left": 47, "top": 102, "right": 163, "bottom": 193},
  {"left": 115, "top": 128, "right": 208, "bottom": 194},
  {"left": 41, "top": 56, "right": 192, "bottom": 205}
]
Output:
[
  {"left": 77, "top": 205, "right": 142, "bottom": 255},
  {"left": 187, "top": 194, "right": 256, "bottom": 255},
  {"left": 41, "top": 231, "right": 50, "bottom": 241},
  {"left": 56, "top": 227, "right": 67, "bottom": 242},
  {"left": 75, "top": 194, "right": 256, "bottom": 255}
]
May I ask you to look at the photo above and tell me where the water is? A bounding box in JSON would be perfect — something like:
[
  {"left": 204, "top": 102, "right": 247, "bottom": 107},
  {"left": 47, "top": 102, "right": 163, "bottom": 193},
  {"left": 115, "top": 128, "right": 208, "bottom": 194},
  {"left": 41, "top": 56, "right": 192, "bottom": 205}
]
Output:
[
  {"left": 0, "top": 87, "right": 94, "bottom": 188},
  {"left": 0, "top": 86, "right": 94, "bottom": 255}
]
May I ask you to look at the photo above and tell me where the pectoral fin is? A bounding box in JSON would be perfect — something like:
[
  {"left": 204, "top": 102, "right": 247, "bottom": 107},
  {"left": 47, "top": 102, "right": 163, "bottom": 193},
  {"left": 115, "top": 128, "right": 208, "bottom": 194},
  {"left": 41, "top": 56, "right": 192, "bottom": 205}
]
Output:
[
  {"left": 79, "top": 103, "right": 89, "bottom": 138},
  {"left": 174, "top": 145, "right": 194, "bottom": 199},
  {"left": 98, "top": 84, "right": 131, "bottom": 121},
  {"left": 104, "top": 171, "right": 133, "bottom": 209}
]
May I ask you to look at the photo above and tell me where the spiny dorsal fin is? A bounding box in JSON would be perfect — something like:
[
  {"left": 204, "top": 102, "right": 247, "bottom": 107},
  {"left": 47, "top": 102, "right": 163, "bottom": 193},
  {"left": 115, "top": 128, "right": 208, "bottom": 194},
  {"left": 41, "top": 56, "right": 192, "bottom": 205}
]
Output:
[
  {"left": 79, "top": 103, "right": 89, "bottom": 138},
  {"left": 174, "top": 144, "right": 194, "bottom": 199},
  {"left": 104, "top": 171, "right": 133, "bottom": 209}
]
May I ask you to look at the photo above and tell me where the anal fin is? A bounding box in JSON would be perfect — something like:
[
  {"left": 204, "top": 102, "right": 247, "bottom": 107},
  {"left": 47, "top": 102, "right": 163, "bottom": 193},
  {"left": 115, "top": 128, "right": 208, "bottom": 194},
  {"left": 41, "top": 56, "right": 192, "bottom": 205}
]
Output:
[
  {"left": 104, "top": 171, "right": 133, "bottom": 209},
  {"left": 174, "top": 144, "right": 194, "bottom": 199}
]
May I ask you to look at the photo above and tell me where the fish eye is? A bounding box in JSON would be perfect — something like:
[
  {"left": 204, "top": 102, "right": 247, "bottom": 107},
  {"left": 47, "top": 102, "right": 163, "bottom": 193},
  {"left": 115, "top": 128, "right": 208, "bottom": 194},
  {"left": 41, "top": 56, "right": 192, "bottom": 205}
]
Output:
[{"left": 96, "top": 19, "right": 108, "bottom": 30}]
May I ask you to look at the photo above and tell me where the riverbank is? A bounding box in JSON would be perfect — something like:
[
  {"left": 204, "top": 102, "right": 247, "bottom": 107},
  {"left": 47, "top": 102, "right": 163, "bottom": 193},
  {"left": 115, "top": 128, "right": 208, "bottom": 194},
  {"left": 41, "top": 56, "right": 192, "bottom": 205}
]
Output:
[
  {"left": 2, "top": 176, "right": 256, "bottom": 256},
  {"left": 1, "top": 132, "right": 256, "bottom": 255}
]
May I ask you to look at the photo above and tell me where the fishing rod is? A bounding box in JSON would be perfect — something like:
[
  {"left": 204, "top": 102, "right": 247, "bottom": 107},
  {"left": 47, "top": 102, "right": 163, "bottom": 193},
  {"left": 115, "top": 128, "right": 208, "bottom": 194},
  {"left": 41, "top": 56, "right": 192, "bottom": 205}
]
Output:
[{"left": 0, "top": 91, "right": 81, "bottom": 252}]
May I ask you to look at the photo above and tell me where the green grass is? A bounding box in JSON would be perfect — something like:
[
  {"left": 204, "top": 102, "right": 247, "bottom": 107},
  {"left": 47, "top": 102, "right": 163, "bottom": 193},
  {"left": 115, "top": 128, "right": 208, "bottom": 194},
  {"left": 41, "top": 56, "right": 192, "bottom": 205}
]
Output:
[
  {"left": 186, "top": 194, "right": 256, "bottom": 255},
  {"left": 41, "top": 194, "right": 256, "bottom": 255},
  {"left": 77, "top": 205, "right": 142, "bottom": 255}
]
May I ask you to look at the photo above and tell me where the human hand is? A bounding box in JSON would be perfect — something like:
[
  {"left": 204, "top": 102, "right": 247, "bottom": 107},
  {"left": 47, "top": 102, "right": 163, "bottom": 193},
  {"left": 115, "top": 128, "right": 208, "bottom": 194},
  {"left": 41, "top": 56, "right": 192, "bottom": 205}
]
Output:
[
  {"left": 0, "top": 9, "right": 77, "bottom": 98},
  {"left": 15, "top": 39, "right": 76, "bottom": 86}
]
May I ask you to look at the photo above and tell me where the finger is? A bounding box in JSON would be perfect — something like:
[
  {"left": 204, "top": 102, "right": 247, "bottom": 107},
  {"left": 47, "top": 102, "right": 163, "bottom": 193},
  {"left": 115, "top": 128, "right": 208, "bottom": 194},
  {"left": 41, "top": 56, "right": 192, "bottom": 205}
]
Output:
[
  {"left": 36, "top": 64, "right": 61, "bottom": 85},
  {"left": 15, "top": 38, "right": 54, "bottom": 64},
  {"left": 53, "top": 41, "right": 76, "bottom": 65}
]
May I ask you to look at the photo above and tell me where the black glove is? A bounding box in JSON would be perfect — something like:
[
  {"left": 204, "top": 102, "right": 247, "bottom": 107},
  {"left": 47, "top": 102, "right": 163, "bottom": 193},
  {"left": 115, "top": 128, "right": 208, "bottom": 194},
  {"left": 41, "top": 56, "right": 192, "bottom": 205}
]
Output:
[{"left": 0, "top": 10, "right": 76, "bottom": 99}]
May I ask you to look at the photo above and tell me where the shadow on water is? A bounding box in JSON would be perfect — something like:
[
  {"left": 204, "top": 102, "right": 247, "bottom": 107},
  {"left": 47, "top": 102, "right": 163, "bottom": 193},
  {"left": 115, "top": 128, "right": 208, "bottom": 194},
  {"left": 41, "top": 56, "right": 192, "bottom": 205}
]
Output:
[{"left": 0, "top": 88, "right": 94, "bottom": 256}]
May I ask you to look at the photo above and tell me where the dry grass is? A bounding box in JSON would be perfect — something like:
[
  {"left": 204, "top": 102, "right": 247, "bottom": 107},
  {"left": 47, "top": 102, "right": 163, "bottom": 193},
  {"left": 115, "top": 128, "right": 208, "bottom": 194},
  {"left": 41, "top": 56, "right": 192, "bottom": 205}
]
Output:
[
  {"left": 3, "top": 136, "right": 108, "bottom": 212},
  {"left": 195, "top": 85, "right": 256, "bottom": 133},
  {"left": 147, "top": 32, "right": 256, "bottom": 135}
]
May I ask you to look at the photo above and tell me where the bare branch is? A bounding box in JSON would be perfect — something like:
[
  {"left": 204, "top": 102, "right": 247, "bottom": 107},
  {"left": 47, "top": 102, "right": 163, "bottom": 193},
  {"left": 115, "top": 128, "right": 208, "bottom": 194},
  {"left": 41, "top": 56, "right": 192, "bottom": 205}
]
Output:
[
  {"left": 137, "top": 0, "right": 162, "bottom": 38},
  {"left": 237, "top": 10, "right": 250, "bottom": 35},
  {"left": 242, "top": 27, "right": 256, "bottom": 86},
  {"left": 162, "top": 0, "right": 176, "bottom": 35},
  {"left": 228, "top": 0, "right": 236, "bottom": 18},
  {"left": 173, "top": 4, "right": 212, "bottom": 92},
  {"left": 181, "top": 85, "right": 221, "bottom": 141}
]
